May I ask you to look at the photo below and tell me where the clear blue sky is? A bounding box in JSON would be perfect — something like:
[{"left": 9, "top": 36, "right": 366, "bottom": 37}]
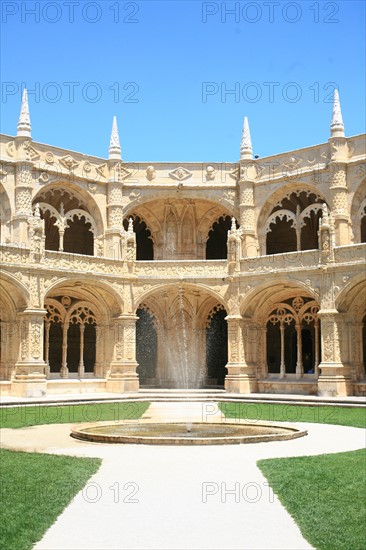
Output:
[{"left": 1, "top": 0, "right": 365, "bottom": 161}]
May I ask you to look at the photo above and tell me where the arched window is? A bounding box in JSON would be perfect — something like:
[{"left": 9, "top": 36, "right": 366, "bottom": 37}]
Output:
[
  {"left": 35, "top": 189, "right": 96, "bottom": 256},
  {"left": 136, "top": 307, "right": 157, "bottom": 385},
  {"left": 44, "top": 299, "right": 97, "bottom": 378},
  {"left": 265, "top": 191, "right": 324, "bottom": 255},
  {"left": 124, "top": 216, "right": 153, "bottom": 260},
  {"left": 206, "top": 215, "right": 233, "bottom": 259},
  {"left": 265, "top": 297, "right": 320, "bottom": 377},
  {"left": 206, "top": 306, "right": 228, "bottom": 386}
]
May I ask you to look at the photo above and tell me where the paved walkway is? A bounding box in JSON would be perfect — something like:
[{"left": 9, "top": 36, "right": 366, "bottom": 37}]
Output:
[{"left": 1, "top": 402, "right": 365, "bottom": 550}]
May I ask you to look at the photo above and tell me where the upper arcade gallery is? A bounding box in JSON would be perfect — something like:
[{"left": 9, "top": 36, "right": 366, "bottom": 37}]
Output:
[{"left": 0, "top": 89, "right": 365, "bottom": 398}]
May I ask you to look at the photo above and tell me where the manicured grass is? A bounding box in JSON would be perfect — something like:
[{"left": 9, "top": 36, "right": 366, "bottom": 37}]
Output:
[
  {"left": 0, "top": 449, "right": 101, "bottom": 550},
  {"left": 0, "top": 401, "right": 150, "bottom": 429},
  {"left": 219, "top": 401, "right": 366, "bottom": 428},
  {"left": 219, "top": 402, "right": 366, "bottom": 550},
  {"left": 258, "top": 449, "right": 366, "bottom": 550}
]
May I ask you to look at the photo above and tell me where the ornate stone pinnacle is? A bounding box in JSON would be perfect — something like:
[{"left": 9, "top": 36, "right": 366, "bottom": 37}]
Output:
[
  {"left": 240, "top": 116, "right": 253, "bottom": 160},
  {"left": 17, "top": 88, "right": 32, "bottom": 138},
  {"left": 330, "top": 89, "right": 345, "bottom": 138},
  {"left": 109, "top": 116, "right": 121, "bottom": 160}
]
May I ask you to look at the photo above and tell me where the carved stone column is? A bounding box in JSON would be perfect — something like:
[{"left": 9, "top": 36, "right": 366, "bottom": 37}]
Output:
[
  {"left": 106, "top": 314, "right": 139, "bottom": 393},
  {"left": 105, "top": 163, "right": 124, "bottom": 260},
  {"left": 238, "top": 162, "right": 258, "bottom": 258},
  {"left": 13, "top": 140, "right": 34, "bottom": 243},
  {"left": 328, "top": 135, "right": 351, "bottom": 245},
  {"left": 11, "top": 308, "right": 47, "bottom": 397},
  {"left": 317, "top": 309, "right": 352, "bottom": 396},
  {"left": 224, "top": 315, "right": 257, "bottom": 393}
]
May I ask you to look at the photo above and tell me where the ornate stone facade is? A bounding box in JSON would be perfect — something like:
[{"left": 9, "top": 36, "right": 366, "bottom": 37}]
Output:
[{"left": 0, "top": 90, "right": 365, "bottom": 397}]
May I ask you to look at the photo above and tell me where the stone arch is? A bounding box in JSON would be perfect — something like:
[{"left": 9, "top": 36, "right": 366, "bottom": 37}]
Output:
[
  {"left": 0, "top": 275, "right": 28, "bottom": 380},
  {"left": 123, "top": 214, "right": 154, "bottom": 260},
  {"left": 257, "top": 185, "right": 327, "bottom": 255},
  {"left": 335, "top": 274, "right": 366, "bottom": 381},
  {"left": 350, "top": 178, "right": 366, "bottom": 243},
  {"left": 134, "top": 283, "right": 228, "bottom": 388},
  {"left": 43, "top": 279, "right": 124, "bottom": 379},
  {"left": 33, "top": 183, "right": 104, "bottom": 255},
  {"left": 125, "top": 197, "right": 235, "bottom": 260},
  {"left": 0, "top": 183, "right": 12, "bottom": 242},
  {"left": 239, "top": 281, "right": 320, "bottom": 380}
]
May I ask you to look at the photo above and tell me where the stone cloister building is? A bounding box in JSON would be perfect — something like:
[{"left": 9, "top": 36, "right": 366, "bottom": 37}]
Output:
[{"left": 0, "top": 90, "right": 365, "bottom": 397}]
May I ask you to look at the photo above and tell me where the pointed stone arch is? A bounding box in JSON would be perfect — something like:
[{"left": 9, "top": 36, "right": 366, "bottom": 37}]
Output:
[{"left": 257, "top": 185, "right": 327, "bottom": 254}]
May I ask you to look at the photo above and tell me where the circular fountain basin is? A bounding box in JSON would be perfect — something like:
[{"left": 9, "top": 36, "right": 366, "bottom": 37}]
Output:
[{"left": 71, "top": 422, "right": 307, "bottom": 445}]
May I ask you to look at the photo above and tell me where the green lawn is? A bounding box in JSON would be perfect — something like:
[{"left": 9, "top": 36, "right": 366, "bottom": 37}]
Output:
[
  {"left": 258, "top": 449, "right": 366, "bottom": 550},
  {"left": 219, "top": 401, "right": 366, "bottom": 428},
  {"left": 0, "top": 449, "right": 101, "bottom": 550},
  {"left": 0, "top": 401, "right": 150, "bottom": 429},
  {"left": 219, "top": 401, "right": 366, "bottom": 550},
  {"left": 0, "top": 401, "right": 150, "bottom": 550}
]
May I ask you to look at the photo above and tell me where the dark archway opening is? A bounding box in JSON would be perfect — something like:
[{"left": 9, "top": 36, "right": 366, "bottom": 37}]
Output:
[
  {"left": 47, "top": 322, "right": 62, "bottom": 373},
  {"left": 267, "top": 322, "right": 280, "bottom": 374},
  {"left": 66, "top": 323, "right": 80, "bottom": 372},
  {"left": 42, "top": 211, "right": 59, "bottom": 251},
  {"left": 124, "top": 216, "right": 154, "bottom": 260},
  {"left": 206, "top": 308, "right": 228, "bottom": 386},
  {"left": 361, "top": 217, "right": 366, "bottom": 243},
  {"left": 136, "top": 308, "right": 157, "bottom": 385},
  {"left": 84, "top": 324, "right": 96, "bottom": 373},
  {"left": 206, "top": 216, "right": 232, "bottom": 259},
  {"left": 301, "top": 210, "right": 322, "bottom": 251},
  {"left": 267, "top": 218, "right": 297, "bottom": 255},
  {"left": 64, "top": 215, "right": 94, "bottom": 256}
]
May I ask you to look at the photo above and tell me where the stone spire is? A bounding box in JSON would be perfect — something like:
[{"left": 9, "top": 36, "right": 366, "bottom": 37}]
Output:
[
  {"left": 330, "top": 89, "right": 345, "bottom": 138},
  {"left": 17, "top": 88, "right": 31, "bottom": 138},
  {"left": 240, "top": 116, "right": 253, "bottom": 160},
  {"left": 109, "top": 116, "right": 121, "bottom": 160}
]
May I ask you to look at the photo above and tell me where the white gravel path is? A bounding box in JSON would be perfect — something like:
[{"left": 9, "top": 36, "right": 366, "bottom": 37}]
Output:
[{"left": 1, "top": 401, "right": 365, "bottom": 550}]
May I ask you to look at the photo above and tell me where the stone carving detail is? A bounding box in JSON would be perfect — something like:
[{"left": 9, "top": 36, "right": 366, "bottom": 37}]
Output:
[
  {"left": 59, "top": 155, "right": 80, "bottom": 171},
  {"left": 30, "top": 321, "right": 42, "bottom": 359},
  {"left": 6, "top": 141, "right": 14, "bottom": 157},
  {"left": 45, "top": 152, "right": 54, "bottom": 164},
  {"left": 229, "top": 166, "right": 240, "bottom": 181},
  {"left": 38, "top": 172, "right": 50, "bottom": 184},
  {"left": 111, "top": 162, "right": 132, "bottom": 182},
  {"left": 16, "top": 188, "right": 32, "bottom": 215},
  {"left": 96, "top": 163, "right": 107, "bottom": 178},
  {"left": 146, "top": 166, "right": 156, "bottom": 181},
  {"left": 108, "top": 184, "right": 123, "bottom": 204},
  {"left": 0, "top": 166, "right": 8, "bottom": 181},
  {"left": 16, "top": 165, "right": 33, "bottom": 187},
  {"left": 205, "top": 166, "right": 216, "bottom": 181},
  {"left": 108, "top": 206, "right": 123, "bottom": 228},
  {"left": 169, "top": 167, "right": 192, "bottom": 181},
  {"left": 20, "top": 321, "right": 28, "bottom": 360},
  {"left": 23, "top": 141, "right": 40, "bottom": 161}
]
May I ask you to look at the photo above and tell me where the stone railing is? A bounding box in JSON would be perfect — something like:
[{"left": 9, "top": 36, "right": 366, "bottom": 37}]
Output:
[
  {"left": 334, "top": 243, "right": 366, "bottom": 263},
  {"left": 241, "top": 249, "right": 320, "bottom": 273},
  {"left": 136, "top": 260, "right": 227, "bottom": 278},
  {"left": 1, "top": 243, "right": 364, "bottom": 279}
]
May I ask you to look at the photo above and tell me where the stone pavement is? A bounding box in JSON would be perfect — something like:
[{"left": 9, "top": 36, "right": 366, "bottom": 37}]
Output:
[{"left": 1, "top": 402, "right": 365, "bottom": 550}]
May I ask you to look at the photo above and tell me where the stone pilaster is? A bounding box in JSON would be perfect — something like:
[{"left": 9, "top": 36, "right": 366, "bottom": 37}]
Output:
[
  {"left": 238, "top": 162, "right": 258, "bottom": 257},
  {"left": 13, "top": 139, "right": 34, "bottom": 243},
  {"left": 11, "top": 308, "right": 47, "bottom": 397},
  {"left": 106, "top": 314, "right": 139, "bottom": 393},
  {"left": 328, "top": 133, "right": 351, "bottom": 245},
  {"left": 317, "top": 309, "right": 352, "bottom": 396},
  {"left": 224, "top": 315, "right": 257, "bottom": 393},
  {"left": 105, "top": 158, "right": 124, "bottom": 260}
]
